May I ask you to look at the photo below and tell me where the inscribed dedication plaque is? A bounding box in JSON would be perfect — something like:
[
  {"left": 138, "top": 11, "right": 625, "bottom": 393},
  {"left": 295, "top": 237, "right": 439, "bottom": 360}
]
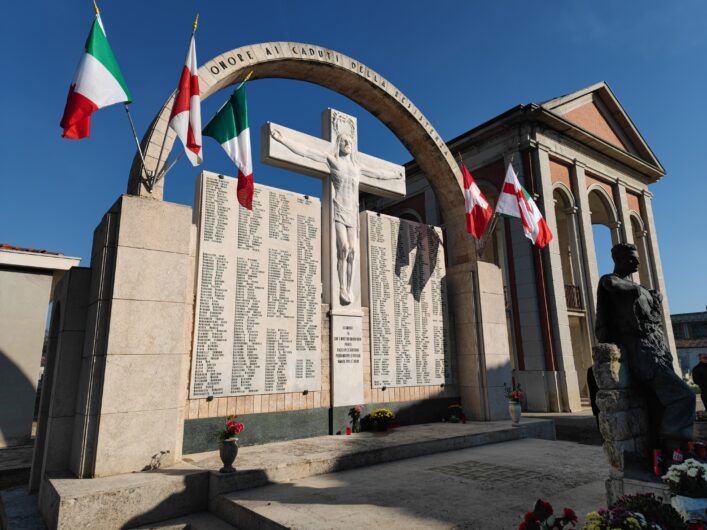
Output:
[
  {"left": 190, "top": 172, "right": 321, "bottom": 398},
  {"left": 362, "top": 211, "right": 453, "bottom": 388}
]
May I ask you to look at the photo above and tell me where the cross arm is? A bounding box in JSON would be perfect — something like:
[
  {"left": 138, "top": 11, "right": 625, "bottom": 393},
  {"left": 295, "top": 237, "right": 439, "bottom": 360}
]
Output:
[
  {"left": 358, "top": 153, "right": 406, "bottom": 199},
  {"left": 261, "top": 122, "right": 331, "bottom": 180}
]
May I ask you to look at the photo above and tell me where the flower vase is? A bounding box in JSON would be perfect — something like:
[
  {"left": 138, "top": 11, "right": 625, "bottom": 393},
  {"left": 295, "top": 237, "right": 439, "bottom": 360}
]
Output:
[
  {"left": 508, "top": 401, "right": 522, "bottom": 426},
  {"left": 219, "top": 438, "right": 239, "bottom": 473},
  {"left": 352, "top": 418, "right": 361, "bottom": 433}
]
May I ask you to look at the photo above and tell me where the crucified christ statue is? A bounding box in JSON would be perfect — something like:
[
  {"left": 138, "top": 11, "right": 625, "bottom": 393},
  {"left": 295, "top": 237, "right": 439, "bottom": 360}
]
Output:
[{"left": 270, "top": 119, "right": 402, "bottom": 305}]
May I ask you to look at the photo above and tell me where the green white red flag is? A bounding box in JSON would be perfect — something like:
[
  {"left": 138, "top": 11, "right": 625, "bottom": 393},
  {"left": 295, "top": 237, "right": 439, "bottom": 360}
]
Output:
[
  {"left": 60, "top": 13, "right": 132, "bottom": 139},
  {"left": 168, "top": 32, "right": 202, "bottom": 166},
  {"left": 203, "top": 84, "right": 253, "bottom": 209},
  {"left": 461, "top": 162, "right": 492, "bottom": 239},
  {"left": 496, "top": 163, "right": 553, "bottom": 248}
]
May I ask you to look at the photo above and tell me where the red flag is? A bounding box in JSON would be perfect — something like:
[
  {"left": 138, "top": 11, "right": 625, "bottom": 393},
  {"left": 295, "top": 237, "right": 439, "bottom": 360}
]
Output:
[
  {"left": 462, "top": 163, "right": 493, "bottom": 239},
  {"left": 168, "top": 31, "right": 202, "bottom": 165}
]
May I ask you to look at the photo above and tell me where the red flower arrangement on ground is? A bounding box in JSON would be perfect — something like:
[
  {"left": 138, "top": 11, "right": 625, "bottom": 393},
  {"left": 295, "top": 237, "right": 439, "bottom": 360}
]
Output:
[{"left": 518, "top": 500, "right": 576, "bottom": 529}]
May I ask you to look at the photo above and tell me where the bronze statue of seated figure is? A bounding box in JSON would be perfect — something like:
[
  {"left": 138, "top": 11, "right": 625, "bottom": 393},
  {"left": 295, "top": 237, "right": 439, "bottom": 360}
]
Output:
[{"left": 595, "top": 243, "right": 695, "bottom": 448}]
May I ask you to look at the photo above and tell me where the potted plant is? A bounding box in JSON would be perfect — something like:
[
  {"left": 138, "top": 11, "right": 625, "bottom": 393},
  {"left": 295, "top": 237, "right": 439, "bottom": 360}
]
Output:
[
  {"left": 349, "top": 404, "right": 364, "bottom": 433},
  {"left": 505, "top": 382, "right": 524, "bottom": 426},
  {"left": 446, "top": 403, "right": 466, "bottom": 423},
  {"left": 663, "top": 459, "right": 707, "bottom": 522},
  {"left": 368, "top": 408, "right": 395, "bottom": 432},
  {"left": 218, "top": 415, "right": 245, "bottom": 474}
]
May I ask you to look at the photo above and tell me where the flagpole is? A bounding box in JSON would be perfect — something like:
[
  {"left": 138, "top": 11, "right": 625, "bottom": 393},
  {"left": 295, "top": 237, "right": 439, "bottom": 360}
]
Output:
[
  {"left": 123, "top": 103, "right": 152, "bottom": 190},
  {"left": 236, "top": 70, "right": 254, "bottom": 90}
]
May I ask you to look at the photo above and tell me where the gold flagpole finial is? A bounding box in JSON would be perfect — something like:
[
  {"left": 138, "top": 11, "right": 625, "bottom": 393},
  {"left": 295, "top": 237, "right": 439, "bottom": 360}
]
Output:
[
  {"left": 193, "top": 14, "right": 199, "bottom": 33},
  {"left": 93, "top": 0, "right": 100, "bottom": 15},
  {"left": 244, "top": 70, "right": 254, "bottom": 82}
]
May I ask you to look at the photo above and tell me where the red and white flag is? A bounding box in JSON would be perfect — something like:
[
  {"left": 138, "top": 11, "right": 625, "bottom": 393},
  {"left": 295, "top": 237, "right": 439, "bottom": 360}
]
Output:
[
  {"left": 461, "top": 162, "right": 492, "bottom": 239},
  {"left": 168, "top": 31, "right": 202, "bottom": 166},
  {"left": 496, "top": 163, "right": 553, "bottom": 248}
]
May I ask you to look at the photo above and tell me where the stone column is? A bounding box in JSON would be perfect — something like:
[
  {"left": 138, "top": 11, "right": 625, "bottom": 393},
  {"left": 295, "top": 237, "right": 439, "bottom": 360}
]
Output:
[
  {"left": 503, "top": 151, "right": 559, "bottom": 412},
  {"left": 639, "top": 191, "right": 681, "bottom": 374},
  {"left": 70, "top": 195, "right": 195, "bottom": 477},
  {"left": 533, "top": 147, "right": 582, "bottom": 412},
  {"left": 613, "top": 181, "right": 634, "bottom": 245},
  {"left": 570, "top": 161, "right": 599, "bottom": 328}
]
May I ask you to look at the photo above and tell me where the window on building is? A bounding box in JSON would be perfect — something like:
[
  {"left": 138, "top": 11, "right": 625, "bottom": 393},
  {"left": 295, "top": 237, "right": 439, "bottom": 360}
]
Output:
[
  {"left": 691, "top": 323, "right": 707, "bottom": 339},
  {"left": 673, "top": 324, "right": 687, "bottom": 340}
]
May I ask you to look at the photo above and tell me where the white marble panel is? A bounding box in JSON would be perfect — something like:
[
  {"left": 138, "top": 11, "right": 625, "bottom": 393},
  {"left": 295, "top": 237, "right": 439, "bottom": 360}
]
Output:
[{"left": 189, "top": 172, "right": 321, "bottom": 398}]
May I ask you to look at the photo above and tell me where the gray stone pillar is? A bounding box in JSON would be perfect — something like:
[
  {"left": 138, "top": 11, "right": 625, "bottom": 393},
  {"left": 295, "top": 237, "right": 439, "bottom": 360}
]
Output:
[
  {"left": 30, "top": 268, "right": 91, "bottom": 492},
  {"left": 639, "top": 191, "right": 681, "bottom": 374},
  {"left": 70, "top": 195, "right": 195, "bottom": 477},
  {"left": 570, "top": 161, "right": 599, "bottom": 329},
  {"left": 534, "top": 148, "right": 582, "bottom": 412},
  {"left": 614, "top": 181, "right": 634, "bottom": 245}
]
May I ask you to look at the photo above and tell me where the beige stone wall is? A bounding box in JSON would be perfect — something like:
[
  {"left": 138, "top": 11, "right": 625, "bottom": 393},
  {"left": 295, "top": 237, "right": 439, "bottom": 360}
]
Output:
[{"left": 185, "top": 306, "right": 459, "bottom": 420}]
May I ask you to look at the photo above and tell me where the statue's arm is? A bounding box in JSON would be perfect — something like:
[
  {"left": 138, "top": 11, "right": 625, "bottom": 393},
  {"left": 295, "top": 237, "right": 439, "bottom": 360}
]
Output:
[
  {"left": 270, "top": 129, "right": 327, "bottom": 163},
  {"left": 361, "top": 165, "right": 404, "bottom": 181}
]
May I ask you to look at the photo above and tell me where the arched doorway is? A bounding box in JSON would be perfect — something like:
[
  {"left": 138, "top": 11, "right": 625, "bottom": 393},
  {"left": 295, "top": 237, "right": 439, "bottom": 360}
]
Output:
[{"left": 588, "top": 185, "right": 621, "bottom": 277}]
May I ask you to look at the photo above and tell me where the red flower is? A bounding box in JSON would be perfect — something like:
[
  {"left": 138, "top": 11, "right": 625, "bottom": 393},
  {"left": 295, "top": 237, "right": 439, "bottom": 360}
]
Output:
[
  {"left": 518, "top": 522, "right": 528, "bottom": 530},
  {"left": 563, "top": 508, "right": 577, "bottom": 523},
  {"left": 523, "top": 512, "right": 535, "bottom": 522}
]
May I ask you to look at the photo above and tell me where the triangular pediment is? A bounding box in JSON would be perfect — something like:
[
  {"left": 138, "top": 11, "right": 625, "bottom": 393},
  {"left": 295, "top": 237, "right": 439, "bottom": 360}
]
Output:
[{"left": 541, "top": 82, "right": 662, "bottom": 170}]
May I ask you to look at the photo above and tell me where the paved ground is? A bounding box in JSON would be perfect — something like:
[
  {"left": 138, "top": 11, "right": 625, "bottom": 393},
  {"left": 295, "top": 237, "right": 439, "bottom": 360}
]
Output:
[{"left": 219, "top": 438, "right": 609, "bottom": 529}]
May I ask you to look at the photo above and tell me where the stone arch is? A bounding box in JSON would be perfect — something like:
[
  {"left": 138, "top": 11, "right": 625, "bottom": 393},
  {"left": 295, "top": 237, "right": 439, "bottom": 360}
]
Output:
[
  {"left": 587, "top": 184, "right": 621, "bottom": 245},
  {"left": 127, "top": 41, "right": 474, "bottom": 266}
]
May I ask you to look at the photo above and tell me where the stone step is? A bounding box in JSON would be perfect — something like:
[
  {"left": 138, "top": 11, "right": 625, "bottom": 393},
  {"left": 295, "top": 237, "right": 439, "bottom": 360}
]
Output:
[
  {"left": 207, "top": 420, "right": 555, "bottom": 527},
  {"left": 132, "top": 511, "right": 236, "bottom": 530},
  {"left": 195, "top": 419, "right": 554, "bottom": 499}
]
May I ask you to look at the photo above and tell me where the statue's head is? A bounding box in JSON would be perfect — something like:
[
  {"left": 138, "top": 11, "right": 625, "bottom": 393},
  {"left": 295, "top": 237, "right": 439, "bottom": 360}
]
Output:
[
  {"left": 611, "top": 243, "right": 640, "bottom": 276},
  {"left": 337, "top": 135, "right": 353, "bottom": 156}
]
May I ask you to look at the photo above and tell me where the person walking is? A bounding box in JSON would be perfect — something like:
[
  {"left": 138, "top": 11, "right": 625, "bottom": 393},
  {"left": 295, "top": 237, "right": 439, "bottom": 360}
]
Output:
[{"left": 692, "top": 353, "right": 707, "bottom": 409}]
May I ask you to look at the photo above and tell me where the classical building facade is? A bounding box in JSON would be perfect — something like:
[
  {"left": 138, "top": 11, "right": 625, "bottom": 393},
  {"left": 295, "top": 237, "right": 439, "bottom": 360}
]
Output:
[{"left": 366, "top": 82, "right": 677, "bottom": 412}]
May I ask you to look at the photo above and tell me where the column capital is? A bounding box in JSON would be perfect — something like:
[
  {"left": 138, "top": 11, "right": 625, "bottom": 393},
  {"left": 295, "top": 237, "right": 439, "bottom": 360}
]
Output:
[
  {"left": 609, "top": 221, "right": 622, "bottom": 230},
  {"left": 642, "top": 189, "right": 654, "bottom": 199},
  {"left": 572, "top": 158, "right": 587, "bottom": 169},
  {"left": 634, "top": 230, "right": 648, "bottom": 240},
  {"left": 564, "top": 206, "right": 579, "bottom": 215}
]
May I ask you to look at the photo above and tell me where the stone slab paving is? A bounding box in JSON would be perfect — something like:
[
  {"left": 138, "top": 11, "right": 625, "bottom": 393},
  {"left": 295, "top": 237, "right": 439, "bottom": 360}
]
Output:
[{"left": 214, "top": 438, "right": 609, "bottom": 529}]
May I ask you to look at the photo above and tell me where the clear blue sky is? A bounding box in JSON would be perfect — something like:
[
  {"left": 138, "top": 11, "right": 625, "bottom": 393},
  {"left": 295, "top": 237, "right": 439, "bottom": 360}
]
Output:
[{"left": 2, "top": 1, "right": 705, "bottom": 313}]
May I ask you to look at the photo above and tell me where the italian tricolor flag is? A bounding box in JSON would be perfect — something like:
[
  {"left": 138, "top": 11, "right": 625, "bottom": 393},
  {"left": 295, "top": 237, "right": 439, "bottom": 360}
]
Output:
[
  {"left": 203, "top": 85, "right": 253, "bottom": 209},
  {"left": 60, "top": 13, "right": 132, "bottom": 139},
  {"left": 496, "top": 163, "right": 553, "bottom": 248}
]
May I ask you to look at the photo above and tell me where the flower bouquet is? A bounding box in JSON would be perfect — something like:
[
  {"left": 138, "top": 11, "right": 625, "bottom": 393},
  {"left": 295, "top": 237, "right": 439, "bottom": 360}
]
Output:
[
  {"left": 505, "top": 382, "right": 525, "bottom": 403},
  {"left": 663, "top": 459, "right": 707, "bottom": 522},
  {"left": 518, "top": 499, "right": 577, "bottom": 529},
  {"left": 349, "top": 404, "right": 364, "bottom": 433},
  {"left": 217, "top": 415, "right": 245, "bottom": 474},
  {"left": 368, "top": 408, "right": 395, "bottom": 432}
]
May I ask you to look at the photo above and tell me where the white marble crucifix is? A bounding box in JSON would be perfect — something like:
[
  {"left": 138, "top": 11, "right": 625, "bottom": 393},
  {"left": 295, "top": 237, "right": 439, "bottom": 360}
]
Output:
[{"left": 262, "top": 108, "right": 406, "bottom": 406}]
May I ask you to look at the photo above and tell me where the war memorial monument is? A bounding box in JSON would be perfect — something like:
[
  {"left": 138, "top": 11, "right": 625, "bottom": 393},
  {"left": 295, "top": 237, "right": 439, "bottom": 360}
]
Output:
[{"left": 5, "top": 35, "right": 691, "bottom": 528}]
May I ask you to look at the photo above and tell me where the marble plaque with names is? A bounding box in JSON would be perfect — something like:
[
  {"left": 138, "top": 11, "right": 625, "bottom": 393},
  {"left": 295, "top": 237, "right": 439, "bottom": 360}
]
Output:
[
  {"left": 190, "top": 171, "right": 321, "bottom": 398},
  {"left": 362, "top": 211, "right": 453, "bottom": 388}
]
